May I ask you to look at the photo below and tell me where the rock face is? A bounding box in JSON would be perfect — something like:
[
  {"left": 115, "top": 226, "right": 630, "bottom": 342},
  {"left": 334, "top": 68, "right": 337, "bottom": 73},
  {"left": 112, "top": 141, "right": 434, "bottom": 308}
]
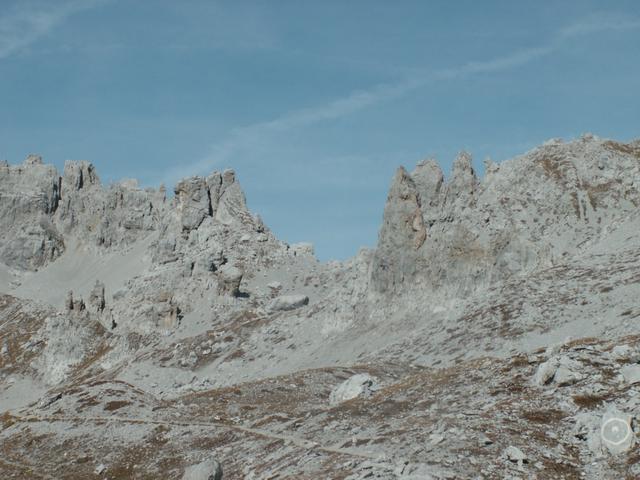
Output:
[
  {"left": 175, "top": 177, "right": 211, "bottom": 232},
  {"left": 0, "top": 157, "right": 64, "bottom": 268},
  {"left": 371, "top": 136, "right": 640, "bottom": 298},
  {"left": 371, "top": 167, "right": 426, "bottom": 293}
]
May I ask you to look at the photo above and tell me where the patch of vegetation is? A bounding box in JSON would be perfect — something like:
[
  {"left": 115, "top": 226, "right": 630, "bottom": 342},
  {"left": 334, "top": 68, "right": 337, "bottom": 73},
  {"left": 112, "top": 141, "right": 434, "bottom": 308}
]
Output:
[
  {"left": 520, "top": 408, "right": 567, "bottom": 424},
  {"left": 104, "top": 400, "right": 132, "bottom": 412},
  {"left": 572, "top": 393, "right": 609, "bottom": 409}
]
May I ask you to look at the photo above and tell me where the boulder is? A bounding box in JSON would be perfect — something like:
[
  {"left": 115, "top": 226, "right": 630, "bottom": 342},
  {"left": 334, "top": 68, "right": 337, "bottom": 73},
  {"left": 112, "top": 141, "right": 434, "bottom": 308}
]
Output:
[
  {"left": 504, "top": 445, "right": 527, "bottom": 463},
  {"left": 182, "top": 459, "right": 223, "bottom": 480},
  {"left": 621, "top": 365, "right": 640, "bottom": 384},
  {"left": 600, "top": 406, "right": 635, "bottom": 455},
  {"left": 534, "top": 356, "right": 583, "bottom": 386},
  {"left": 554, "top": 365, "right": 584, "bottom": 386},
  {"left": 267, "top": 281, "right": 282, "bottom": 297},
  {"left": 329, "top": 373, "right": 379, "bottom": 405},
  {"left": 533, "top": 358, "right": 558, "bottom": 386},
  {"left": 217, "top": 265, "right": 243, "bottom": 297},
  {"left": 268, "top": 294, "right": 309, "bottom": 312}
]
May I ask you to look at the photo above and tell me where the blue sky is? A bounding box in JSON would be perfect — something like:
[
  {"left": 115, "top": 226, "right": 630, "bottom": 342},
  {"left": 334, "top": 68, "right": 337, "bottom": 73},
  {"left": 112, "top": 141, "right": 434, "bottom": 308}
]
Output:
[{"left": 1, "top": 1, "right": 639, "bottom": 260}]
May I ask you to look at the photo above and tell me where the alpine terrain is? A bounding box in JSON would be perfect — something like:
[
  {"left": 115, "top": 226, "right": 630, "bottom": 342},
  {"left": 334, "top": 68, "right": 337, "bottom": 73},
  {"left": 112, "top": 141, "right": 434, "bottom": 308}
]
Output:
[{"left": 1, "top": 134, "right": 640, "bottom": 479}]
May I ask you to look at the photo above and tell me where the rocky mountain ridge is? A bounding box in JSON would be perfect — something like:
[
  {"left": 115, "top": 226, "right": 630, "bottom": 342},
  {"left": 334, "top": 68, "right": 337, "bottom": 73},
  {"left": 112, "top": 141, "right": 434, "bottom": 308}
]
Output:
[{"left": 1, "top": 134, "right": 640, "bottom": 479}]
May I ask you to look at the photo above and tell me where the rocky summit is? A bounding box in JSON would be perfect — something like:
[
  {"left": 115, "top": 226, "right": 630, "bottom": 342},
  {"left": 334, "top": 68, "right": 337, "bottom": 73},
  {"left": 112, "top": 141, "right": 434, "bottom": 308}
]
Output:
[{"left": 1, "top": 134, "right": 640, "bottom": 479}]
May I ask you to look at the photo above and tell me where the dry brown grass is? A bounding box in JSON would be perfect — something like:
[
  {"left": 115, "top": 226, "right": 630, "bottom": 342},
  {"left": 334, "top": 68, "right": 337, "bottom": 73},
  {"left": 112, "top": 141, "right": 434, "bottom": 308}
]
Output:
[
  {"left": 0, "top": 412, "right": 16, "bottom": 430},
  {"left": 520, "top": 408, "right": 567, "bottom": 424},
  {"left": 603, "top": 140, "right": 640, "bottom": 158},
  {"left": 536, "top": 155, "right": 575, "bottom": 184},
  {"left": 572, "top": 393, "right": 609, "bottom": 409},
  {"left": 104, "top": 400, "right": 132, "bottom": 412}
]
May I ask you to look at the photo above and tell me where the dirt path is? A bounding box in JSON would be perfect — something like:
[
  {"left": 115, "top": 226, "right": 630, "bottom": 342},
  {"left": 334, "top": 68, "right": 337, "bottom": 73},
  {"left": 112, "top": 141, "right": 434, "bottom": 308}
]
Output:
[{"left": 14, "top": 413, "right": 381, "bottom": 461}]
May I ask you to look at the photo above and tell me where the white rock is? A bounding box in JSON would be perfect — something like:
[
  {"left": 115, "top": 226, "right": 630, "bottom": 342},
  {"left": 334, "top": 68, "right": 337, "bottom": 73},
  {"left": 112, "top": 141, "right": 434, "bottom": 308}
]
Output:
[
  {"left": 268, "top": 294, "right": 309, "bottom": 312},
  {"left": 573, "top": 412, "right": 602, "bottom": 455},
  {"left": 554, "top": 366, "right": 584, "bottom": 386},
  {"left": 290, "top": 242, "right": 315, "bottom": 257},
  {"left": 329, "top": 373, "right": 379, "bottom": 405},
  {"left": 182, "top": 459, "right": 223, "bottom": 480},
  {"left": 217, "top": 265, "right": 243, "bottom": 297},
  {"left": 504, "top": 446, "right": 527, "bottom": 463},
  {"left": 94, "top": 464, "right": 107, "bottom": 475},
  {"left": 533, "top": 358, "right": 558, "bottom": 386},
  {"left": 611, "top": 345, "right": 639, "bottom": 362},
  {"left": 621, "top": 365, "right": 640, "bottom": 384},
  {"left": 601, "top": 406, "right": 635, "bottom": 455}
]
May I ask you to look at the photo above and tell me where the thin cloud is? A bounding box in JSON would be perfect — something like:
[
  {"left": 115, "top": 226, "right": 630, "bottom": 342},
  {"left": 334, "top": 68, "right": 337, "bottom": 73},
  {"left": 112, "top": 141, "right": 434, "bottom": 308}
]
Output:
[
  {"left": 560, "top": 12, "right": 640, "bottom": 38},
  {"left": 164, "top": 14, "right": 640, "bottom": 186},
  {"left": 0, "top": 0, "right": 104, "bottom": 60}
]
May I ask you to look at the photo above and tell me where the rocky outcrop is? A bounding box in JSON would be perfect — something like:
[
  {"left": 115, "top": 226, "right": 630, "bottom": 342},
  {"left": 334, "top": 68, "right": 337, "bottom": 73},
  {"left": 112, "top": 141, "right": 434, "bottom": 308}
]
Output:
[
  {"left": 370, "top": 167, "right": 426, "bottom": 293},
  {"left": 0, "top": 156, "right": 264, "bottom": 272},
  {"left": 444, "top": 151, "right": 478, "bottom": 209},
  {"left": 61, "top": 160, "right": 100, "bottom": 195},
  {"left": 175, "top": 177, "right": 212, "bottom": 232},
  {"left": 370, "top": 136, "right": 640, "bottom": 297},
  {"left": 0, "top": 156, "right": 64, "bottom": 269},
  {"left": 217, "top": 265, "right": 243, "bottom": 297},
  {"left": 88, "top": 280, "right": 106, "bottom": 313}
]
